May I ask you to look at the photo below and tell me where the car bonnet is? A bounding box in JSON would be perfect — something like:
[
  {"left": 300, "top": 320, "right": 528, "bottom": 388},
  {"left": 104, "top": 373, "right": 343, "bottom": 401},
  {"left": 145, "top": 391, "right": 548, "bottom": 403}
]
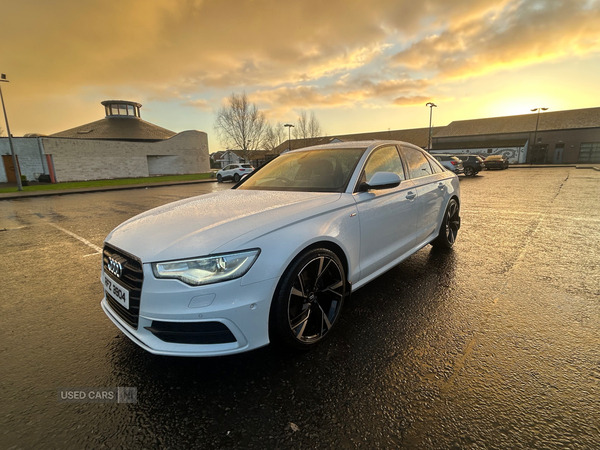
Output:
[{"left": 104, "top": 189, "right": 342, "bottom": 262}]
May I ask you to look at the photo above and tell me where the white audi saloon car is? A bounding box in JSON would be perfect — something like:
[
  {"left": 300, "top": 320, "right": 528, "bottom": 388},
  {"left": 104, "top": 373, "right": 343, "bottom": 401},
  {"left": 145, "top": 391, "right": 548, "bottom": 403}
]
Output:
[{"left": 101, "top": 141, "right": 461, "bottom": 356}]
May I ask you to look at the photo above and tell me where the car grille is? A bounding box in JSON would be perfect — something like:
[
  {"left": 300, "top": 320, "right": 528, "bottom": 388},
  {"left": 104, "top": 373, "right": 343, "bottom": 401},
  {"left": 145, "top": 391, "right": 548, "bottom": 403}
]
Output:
[{"left": 103, "top": 244, "right": 143, "bottom": 329}]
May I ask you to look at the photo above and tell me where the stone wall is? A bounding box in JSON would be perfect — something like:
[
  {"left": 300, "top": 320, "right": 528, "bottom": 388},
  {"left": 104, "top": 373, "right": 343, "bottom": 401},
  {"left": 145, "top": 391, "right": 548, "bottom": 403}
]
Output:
[{"left": 40, "top": 130, "right": 209, "bottom": 182}]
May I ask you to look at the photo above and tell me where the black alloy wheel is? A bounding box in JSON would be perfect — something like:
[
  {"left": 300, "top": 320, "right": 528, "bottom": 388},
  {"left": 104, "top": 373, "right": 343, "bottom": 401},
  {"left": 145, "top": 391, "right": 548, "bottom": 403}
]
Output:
[
  {"left": 233, "top": 173, "right": 241, "bottom": 182},
  {"left": 432, "top": 198, "right": 460, "bottom": 248},
  {"left": 464, "top": 166, "right": 475, "bottom": 177},
  {"left": 217, "top": 174, "right": 223, "bottom": 183},
  {"left": 270, "top": 248, "right": 346, "bottom": 350}
]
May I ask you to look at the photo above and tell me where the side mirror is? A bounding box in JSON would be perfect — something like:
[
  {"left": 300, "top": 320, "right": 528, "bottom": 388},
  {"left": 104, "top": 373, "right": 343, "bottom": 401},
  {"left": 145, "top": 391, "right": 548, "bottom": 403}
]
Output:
[{"left": 359, "top": 172, "right": 401, "bottom": 192}]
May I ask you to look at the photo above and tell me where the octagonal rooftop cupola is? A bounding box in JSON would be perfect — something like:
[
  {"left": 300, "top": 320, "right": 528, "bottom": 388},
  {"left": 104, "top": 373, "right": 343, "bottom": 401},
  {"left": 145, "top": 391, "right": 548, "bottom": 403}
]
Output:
[
  {"left": 101, "top": 100, "right": 142, "bottom": 118},
  {"left": 50, "top": 99, "right": 176, "bottom": 141}
]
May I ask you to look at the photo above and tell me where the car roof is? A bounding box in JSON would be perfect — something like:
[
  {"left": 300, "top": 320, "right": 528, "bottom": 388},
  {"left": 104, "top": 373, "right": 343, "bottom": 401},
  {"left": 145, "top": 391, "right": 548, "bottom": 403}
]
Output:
[{"left": 287, "top": 140, "right": 425, "bottom": 153}]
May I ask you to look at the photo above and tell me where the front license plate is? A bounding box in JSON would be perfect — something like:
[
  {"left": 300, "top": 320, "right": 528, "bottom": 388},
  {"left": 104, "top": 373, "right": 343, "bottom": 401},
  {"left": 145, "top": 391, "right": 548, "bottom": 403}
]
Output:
[{"left": 102, "top": 271, "right": 130, "bottom": 309}]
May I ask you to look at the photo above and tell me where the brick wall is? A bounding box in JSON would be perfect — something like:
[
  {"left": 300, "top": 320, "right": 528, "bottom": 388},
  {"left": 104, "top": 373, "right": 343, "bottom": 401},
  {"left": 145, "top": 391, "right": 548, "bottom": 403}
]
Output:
[
  {"left": 40, "top": 130, "right": 209, "bottom": 182},
  {"left": 0, "top": 137, "right": 46, "bottom": 182}
]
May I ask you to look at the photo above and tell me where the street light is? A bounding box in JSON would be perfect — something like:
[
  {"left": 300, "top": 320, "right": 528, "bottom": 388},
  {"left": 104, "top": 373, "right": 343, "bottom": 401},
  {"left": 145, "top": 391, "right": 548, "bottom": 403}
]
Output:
[
  {"left": 426, "top": 102, "right": 437, "bottom": 151},
  {"left": 0, "top": 74, "right": 22, "bottom": 191},
  {"left": 284, "top": 123, "right": 294, "bottom": 151},
  {"left": 530, "top": 107, "right": 549, "bottom": 164}
]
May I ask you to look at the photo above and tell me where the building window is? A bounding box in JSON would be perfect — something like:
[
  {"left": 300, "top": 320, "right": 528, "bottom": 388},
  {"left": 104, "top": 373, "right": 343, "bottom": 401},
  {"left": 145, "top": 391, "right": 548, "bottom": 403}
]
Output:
[{"left": 579, "top": 142, "right": 600, "bottom": 163}]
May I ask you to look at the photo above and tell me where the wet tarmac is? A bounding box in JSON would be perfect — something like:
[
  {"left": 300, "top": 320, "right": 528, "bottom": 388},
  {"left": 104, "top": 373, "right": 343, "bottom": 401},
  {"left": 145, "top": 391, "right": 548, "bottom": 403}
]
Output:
[{"left": 1, "top": 169, "right": 599, "bottom": 449}]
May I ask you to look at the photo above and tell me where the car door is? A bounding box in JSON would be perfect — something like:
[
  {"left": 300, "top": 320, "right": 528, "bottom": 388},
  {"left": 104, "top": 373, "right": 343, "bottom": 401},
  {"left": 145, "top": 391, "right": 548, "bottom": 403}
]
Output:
[
  {"left": 223, "top": 164, "right": 235, "bottom": 179},
  {"left": 400, "top": 146, "right": 447, "bottom": 245},
  {"left": 353, "top": 145, "right": 419, "bottom": 280}
]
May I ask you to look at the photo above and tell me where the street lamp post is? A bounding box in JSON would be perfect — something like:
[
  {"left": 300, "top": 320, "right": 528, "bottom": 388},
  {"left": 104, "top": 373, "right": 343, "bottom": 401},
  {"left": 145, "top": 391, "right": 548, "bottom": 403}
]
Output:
[
  {"left": 530, "top": 107, "right": 549, "bottom": 164},
  {"left": 0, "top": 74, "right": 22, "bottom": 191},
  {"left": 284, "top": 123, "right": 294, "bottom": 151},
  {"left": 426, "top": 102, "right": 437, "bottom": 151}
]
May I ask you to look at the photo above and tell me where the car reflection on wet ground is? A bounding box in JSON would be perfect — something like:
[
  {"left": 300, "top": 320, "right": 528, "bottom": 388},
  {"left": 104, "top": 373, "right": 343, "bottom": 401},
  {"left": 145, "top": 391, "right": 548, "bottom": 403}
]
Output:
[{"left": 1, "top": 168, "right": 599, "bottom": 449}]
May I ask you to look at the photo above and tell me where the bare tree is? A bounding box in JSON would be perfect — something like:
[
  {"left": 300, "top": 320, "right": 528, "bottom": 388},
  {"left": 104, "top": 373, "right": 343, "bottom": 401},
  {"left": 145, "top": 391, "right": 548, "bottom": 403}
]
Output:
[
  {"left": 214, "top": 92, "right": 268, "bottom": 161},
  {"left": 293, "top": 110, "right": 323, "bottom": 147},
  {"left": 263, "top": 122, "right": 287, "bottom": 152}
]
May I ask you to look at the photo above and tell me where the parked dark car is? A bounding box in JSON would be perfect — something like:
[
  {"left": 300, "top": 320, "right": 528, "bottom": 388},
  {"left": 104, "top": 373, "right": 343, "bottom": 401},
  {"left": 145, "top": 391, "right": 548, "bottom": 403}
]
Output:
[
  {"left": 484, "top": 155, "right": 509, "bottom": 170},
  {"left": 432, "top": 154, "right": 464, "bottom": 175},
  {"left": 456, "top": 154, "right": 485, "bottom": 176}
]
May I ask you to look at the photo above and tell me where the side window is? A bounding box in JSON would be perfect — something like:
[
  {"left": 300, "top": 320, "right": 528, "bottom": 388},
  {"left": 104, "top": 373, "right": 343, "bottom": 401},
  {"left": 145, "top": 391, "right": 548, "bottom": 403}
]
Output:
[
  {"left": 425, "top": 153, "right": 444, "bottom": 173},
  {"left": 362, "top": 146, "right": 405, "bottom": 183},
  {"left": 402, "top": 147, "right": 434, "bottom": 179}
]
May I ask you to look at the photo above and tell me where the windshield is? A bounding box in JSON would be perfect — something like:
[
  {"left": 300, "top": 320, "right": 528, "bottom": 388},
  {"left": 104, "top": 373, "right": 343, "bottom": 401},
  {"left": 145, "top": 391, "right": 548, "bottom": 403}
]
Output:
[{"left": 238, "top": 148, "right": 366, "bottom": 192}]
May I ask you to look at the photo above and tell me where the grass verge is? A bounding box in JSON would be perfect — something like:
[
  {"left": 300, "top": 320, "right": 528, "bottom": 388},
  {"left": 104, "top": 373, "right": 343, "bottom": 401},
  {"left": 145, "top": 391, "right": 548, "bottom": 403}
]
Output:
[{"left": 0, "top": 173, "right": 214, "bottom": 193}]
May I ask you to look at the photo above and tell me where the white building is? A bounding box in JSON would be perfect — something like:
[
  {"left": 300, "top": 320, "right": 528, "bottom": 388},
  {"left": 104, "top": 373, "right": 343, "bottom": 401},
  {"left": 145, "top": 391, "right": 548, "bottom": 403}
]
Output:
[{"left": 0, "top": 100, "right": 210, "bottom": 183}]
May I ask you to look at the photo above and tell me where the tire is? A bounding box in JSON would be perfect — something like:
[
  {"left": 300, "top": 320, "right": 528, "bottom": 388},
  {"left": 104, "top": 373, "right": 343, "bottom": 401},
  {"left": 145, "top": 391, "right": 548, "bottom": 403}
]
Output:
[
  {"left": 269, "top": 248, "right": 346, "bottom": 350},
  {"left": 217, "top": 174, "right": 222, "bottom": 183},
  {"left": 464, "top": 166, "right": 475, "bottom": 177},
  {"left": 431, "top": 198, "right": 460, "bottom": 249},
  {"left": 233, "top": 173, "right": 241, "bottom": 182}
]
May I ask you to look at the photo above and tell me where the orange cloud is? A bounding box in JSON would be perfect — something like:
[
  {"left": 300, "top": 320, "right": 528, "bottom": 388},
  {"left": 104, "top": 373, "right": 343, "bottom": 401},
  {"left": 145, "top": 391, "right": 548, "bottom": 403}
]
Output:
[{"left": 392, "top": 0, "right": 600, "bottom": 79}]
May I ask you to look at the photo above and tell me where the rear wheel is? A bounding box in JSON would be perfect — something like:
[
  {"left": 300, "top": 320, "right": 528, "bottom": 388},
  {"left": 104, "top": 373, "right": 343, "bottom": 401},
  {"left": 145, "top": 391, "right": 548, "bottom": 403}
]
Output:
[
  {"left": 233, "top": 173, "right": 241, "bottom": 182},
  {"left": 431, "top": 198, "right": 460, "bottom": 248},
  {"left": 270, "top": 248, "right": 346, "bottom": 350},
  {"left": 464, "top": 166, "right": 475, "bottom": 177}
]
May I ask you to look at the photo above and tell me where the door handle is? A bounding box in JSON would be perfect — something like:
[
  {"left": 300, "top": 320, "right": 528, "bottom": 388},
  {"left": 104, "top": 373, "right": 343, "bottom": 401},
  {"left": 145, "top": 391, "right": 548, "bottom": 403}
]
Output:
[
  {"left": 438, "top": 183, "right": 446, "bottom": 190},
  {"left": 406, "top": 191, "right": 416, "bottom": 200}
]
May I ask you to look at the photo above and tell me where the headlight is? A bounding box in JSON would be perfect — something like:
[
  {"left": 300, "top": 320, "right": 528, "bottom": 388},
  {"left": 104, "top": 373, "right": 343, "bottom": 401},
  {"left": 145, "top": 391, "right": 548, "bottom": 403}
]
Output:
[{"left": 152, "top": 249, "right": 260, "bottom": 286}]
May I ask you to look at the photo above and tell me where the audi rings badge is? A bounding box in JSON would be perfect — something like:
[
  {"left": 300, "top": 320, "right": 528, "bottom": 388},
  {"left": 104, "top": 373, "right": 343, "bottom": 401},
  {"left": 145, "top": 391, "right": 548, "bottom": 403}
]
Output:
[{"left": 107, "top": 257, "right": 123, "bottom": 278}]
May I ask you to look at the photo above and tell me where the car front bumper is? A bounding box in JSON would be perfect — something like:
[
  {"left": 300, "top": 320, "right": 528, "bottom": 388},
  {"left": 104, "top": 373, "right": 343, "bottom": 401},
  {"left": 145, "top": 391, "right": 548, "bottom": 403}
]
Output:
[{"left": 101, "top": 264, "right": 278, "bottom": 356}]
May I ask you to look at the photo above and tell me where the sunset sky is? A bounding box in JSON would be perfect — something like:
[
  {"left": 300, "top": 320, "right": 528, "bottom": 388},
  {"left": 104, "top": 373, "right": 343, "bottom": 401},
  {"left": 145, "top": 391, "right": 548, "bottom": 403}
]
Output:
[{"left": 1, "top": 0, "right": 600, "bottom": 151}]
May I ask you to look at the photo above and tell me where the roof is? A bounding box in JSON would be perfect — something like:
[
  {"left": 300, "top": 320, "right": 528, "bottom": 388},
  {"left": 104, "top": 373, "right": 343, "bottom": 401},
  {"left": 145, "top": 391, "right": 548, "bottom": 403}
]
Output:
[
  {"left": 287, "top": 140, "right": 426, "bottom": 152},
  {"left": 432, "top": 138, "right": 528, "bottom": 150},
  {"left": 225, "top": 150, "right": 278, "bottom": 159},
  {"left": 332, "top": 127, "right": 438, "bottom": 148},
  {"left": 437, "top": 107, "right": 600, "bottom": 138},
  {"left": 273, "top": 127, "right": 439, "bottom": 154},
  {"left": 50, "top": 117, "right": 176, "bottom": 141}
]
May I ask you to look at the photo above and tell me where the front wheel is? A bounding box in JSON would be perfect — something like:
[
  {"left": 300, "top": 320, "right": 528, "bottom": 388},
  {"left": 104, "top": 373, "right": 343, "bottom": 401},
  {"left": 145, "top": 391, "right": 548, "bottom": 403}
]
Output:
[
  {"left": 217, "top": 174, "right": 223, "bottom": 183},
  {"left": 431, "top": 198, "right": 460, "bottom": 248},
  {"left": 270, "top": 248, "right": 346, "bottom": 350}
]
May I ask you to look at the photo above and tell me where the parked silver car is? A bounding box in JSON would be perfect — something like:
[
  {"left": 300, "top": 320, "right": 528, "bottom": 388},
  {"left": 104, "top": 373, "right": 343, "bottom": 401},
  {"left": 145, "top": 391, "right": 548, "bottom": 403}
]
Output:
[{"left": 432, "top": 154, "right": 465, "bottom": 175}]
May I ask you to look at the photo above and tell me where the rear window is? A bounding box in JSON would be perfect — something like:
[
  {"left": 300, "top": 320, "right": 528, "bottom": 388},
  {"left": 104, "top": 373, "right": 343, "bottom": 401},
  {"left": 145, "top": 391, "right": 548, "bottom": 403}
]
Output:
[{"left": 241, "top": 164, "right": 253, "bottom": 168}]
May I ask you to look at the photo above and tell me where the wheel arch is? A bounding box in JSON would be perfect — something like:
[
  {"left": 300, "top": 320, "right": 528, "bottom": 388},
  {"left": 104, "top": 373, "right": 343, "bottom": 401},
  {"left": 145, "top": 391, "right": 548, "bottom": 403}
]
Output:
[
  {"left": 299, "top": 240, "right": 351, "bottom": 292},
  {"left": 269, "top": 239, "right": 352, "bottom": 313}
]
